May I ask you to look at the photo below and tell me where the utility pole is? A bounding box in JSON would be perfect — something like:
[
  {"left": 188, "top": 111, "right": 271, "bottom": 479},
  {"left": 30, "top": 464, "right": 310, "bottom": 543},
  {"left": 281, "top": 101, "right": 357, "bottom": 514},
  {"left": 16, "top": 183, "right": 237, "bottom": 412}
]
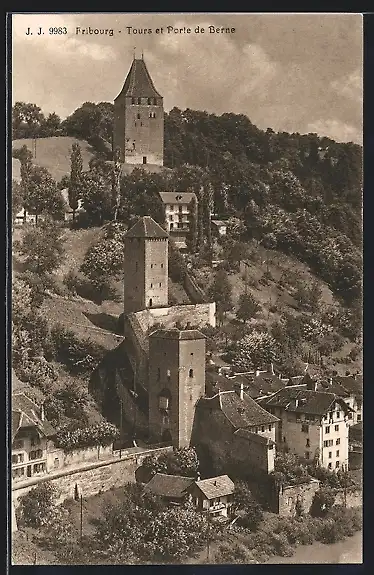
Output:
[{"left": 80, "top": 493, "right": 83, "bottom": 541}]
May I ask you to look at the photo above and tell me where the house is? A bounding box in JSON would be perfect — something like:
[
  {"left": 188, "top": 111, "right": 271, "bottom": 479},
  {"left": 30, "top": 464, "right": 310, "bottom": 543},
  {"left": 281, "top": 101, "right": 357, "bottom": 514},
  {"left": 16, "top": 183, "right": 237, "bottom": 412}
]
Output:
[
  {"left": 330, "top": 374, "right": 362, "bottom": 425},
  {"left": 187, "top": 475, "right": 235, "bottom": 518},
  {"left": 12, "top": 391, "right": 56, "bottom": 483},
  {"left": 60, "top": 188, "right": 85, "bottom": 222},
  {"left": 143, "top": 473, "right": 194, "bottom": 504},
  {"left": 159, "top": 191, "right": 197, "bottom": 250},
  {"left": 211, "top": 219, "right": 227, "bottom": 237},
  {"left": 259, "top": 378, "right": 354, "bottom": 470},
  {"left": 192, "top": 383, "right": 279, "bottom": 477}
]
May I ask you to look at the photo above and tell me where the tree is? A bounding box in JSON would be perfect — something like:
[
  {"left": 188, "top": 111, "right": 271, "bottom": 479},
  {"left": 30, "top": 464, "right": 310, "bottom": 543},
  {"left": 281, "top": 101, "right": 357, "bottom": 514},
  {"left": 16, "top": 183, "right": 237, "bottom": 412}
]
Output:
[
  {"left": 112, "top": 147, "right": 122, "bottom": 222},
  {"left": 68, "top": 142, "right": 84, "bottom": 221},
  {"left": 23, "top": 165, "right": 64, "bottom": 224},
  {"left": 207, "top": 269, "right": 233, "bottom": 325},
  {"left": 232, "top": 481, "right": 263, "bottom": 531},
  {"left": 18, "top": 481, "right": 58, "bottom": 528},
  {"left": 234, "top": 331, "right": 277, "bottom": 371},
  {"left": 310, "top": 487, "right": 336, "bottom": 517},
  {"left": 142, "top": 447, "right": 200, "bottom": 479},
  {"left": 236, "top": 292, "right": 260, "bottom": 323},
  {"left": 14, "top": 216, "right": 65, "bottom": 276},
  {"left": 187, "top": 195, "right": 198, "bottom": 253},
  {"left": 40, "top": 112, "right": 61, "bottom": 137},
  {"left": 80, "top": 168, "right": 113, "bottom": 225},
  {"left": 12, "top": 180, "right": 24, "bottom": 221},
  {"left": 12, "top": 102, "right": 45, "bottom": 139}
]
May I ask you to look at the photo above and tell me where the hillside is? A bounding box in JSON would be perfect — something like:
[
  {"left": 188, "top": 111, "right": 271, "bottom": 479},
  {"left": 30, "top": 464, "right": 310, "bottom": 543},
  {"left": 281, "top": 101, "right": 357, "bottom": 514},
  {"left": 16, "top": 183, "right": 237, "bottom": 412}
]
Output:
[{"left": 12, "top": 137, "right": 96, "bottom": 182}]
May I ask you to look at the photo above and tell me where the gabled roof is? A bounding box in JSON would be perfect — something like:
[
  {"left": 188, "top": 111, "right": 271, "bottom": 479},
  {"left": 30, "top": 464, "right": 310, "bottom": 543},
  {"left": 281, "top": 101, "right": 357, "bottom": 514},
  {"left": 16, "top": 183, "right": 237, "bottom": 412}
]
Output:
[
  {"left": 125, "top": 216, "right": 168, "bottom": 239},
  {"left": 193, "top": 475, "right": 234, "bottom": 499},
  {"left": 159, "top": 191, "right": 196, "bottom": 205},
  {"left": 115, "top": 58, "right": 162, "bottom": 100},
  {"left": 234, "top": 428, "right": 276, "bottom": 446},
  {"left": 259, "top": 387, "right": 353, "bottom": 416},
  {"left": 12, "top": 392, "right": 55, "bottom": 441},
  {"left": 149, "top": 328, "right": 206, "bottom": 341},
  {"left": 201, "top": 390, "right": 279, "bottom": 427},
  {"left": 333, "top": 375, "right": 363, "bottom": 397},
  {"left": 144, "top": 473, "right": 194, "bottom": 498}
]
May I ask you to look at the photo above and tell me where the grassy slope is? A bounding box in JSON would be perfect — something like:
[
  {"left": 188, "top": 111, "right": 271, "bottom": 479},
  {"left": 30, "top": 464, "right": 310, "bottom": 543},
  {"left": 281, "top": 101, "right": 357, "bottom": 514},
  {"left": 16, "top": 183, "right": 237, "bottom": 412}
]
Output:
[
  {"left": 194, "top": 240, "right": 360, "bottom": 376},
  {"left": 12, "top": 137, "right": 96, "bottom": 182}
]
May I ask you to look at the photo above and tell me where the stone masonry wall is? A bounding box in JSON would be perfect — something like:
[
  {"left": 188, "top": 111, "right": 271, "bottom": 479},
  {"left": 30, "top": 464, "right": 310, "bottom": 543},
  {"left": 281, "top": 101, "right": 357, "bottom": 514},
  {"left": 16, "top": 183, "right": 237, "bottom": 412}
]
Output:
[
  {"left": 277, "top": 479, "right": 320, "bottom": 517},
  {"left": 12, "top": 446, "right": 172, "bottom": 509}
]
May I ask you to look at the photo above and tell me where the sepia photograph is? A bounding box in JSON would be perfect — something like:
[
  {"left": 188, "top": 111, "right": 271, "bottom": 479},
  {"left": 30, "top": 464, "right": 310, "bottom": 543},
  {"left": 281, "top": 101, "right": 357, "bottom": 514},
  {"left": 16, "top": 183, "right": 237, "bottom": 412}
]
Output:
[{"left": 9, "top": 12, "right": 363, "bottom": 566}]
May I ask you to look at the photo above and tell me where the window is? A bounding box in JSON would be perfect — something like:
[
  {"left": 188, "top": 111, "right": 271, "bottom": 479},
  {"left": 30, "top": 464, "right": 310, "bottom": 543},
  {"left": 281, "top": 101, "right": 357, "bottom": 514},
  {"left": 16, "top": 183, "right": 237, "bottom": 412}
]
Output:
[
  {"left": 306, "top": 439, "right": 310, "bottom": 447},
  {"left": 336, "top": 411, "right": 340, "bottom": 418},
  {"left": 13, "top": 439, "right": 24, "bottom": 449},
  {"left": 348, "top": 413, "right": 353, "bottom": 420},
  {"left": 148, "top": 98, "right": 152, "bottom": 105},
  {"left": 161, "top": 263, "right": 164, "bottom": 268},
  {"left": 153, "top": 113, "right": 156, "bottom": 119},
  {"left": 334, "top": 425, "right": 339, "bottom": 432},
  {"left": 189, "top": 369, "right": 193, "bottom": 378},
  {"left": 254, "top": 427, "right": 258, "bottom": 433},
  {"left": 169, "top": 215, "right": 173, "bottom": 221},
  {"left": 336, "top": 450, "right": 340, "bottom": 457},
  {"left": 143, "top": 156, "right": 147, "bottom": 164},
  {"left": 357, "top": 414, "right": 362, "bottom": 422},
  {"left": 159, "top": 396, "right": 169, "bottom": 410},
  {"left": 12, "top": 454, "right": 24, "bottom": 464},
  {"left": 305, "top": 451, "right": 310, "bottom": 459},
  {"left": 149, "top": 298, "right": 153, "bottom": 307},
  {"left": 191, "top": 352, "right": 194, "bottom": 356},
  {"left": 170, "top": 223, "right": 174, "bottom": 229},
  {"left": 137, "top": 98, "right": 141, "bottom": 105},
  {"left": 54, "top": 458, "right": 60, "bottom": 469},
  {"left": 153, "top": 98, "right": 157, "bottom": 105},
  {"left": 151, "top": 264, "right": 153, "bottom": 269},
  {"left": 269, "top": 443, "right": 274, "bottom": 450},
  {"left": 325, "top": 426, "right": 330, "bottom": 434},
  {"left": 335, "top": 461, "right": 340, "bottom": 469},
  {"left": 301, "top": 424, "right": 309, "bottom": 433},
  {"left": 323, "top": 414, "right": 328, "bottom": 421},
  {"left": 261, "top": 426, "right": 265, "bottom": 432},
  {"left": 29, "top": 450, "right": 43, "bottom": 461},
  {"left": 141, "top": 122, "right": 143, "bottom": 127},
  {"left": 324, "top": 440, "right": 333, "bottom": 448},
  {"left": 137, "top": 113, "right": 141, "bottom": 119},
  {"left": 131, "top": 98, "right": 135, "bottom": 104},
  {"left": 159, "top": 283, "right": 162, "bottom": 287},
  {"left": 33, "top": 462, "right": 46, "bottom": 474},
  {"left": 150, "top": 283, "right": 153, "bottom": 288},
  {"left": 336, "top": 438, "right": 340, "bottom": 445},
  {"left": 328, "top": 462, "right": 332, "bottom": 469},
  {"left": 12, "top": 467, "right": 25, "bottom": 479},
  {"left": 328, "top": 452, "right": 332, "bottom": 459},
  {"left": 268, "top": 425, "right": 272, "bottom": 431}
]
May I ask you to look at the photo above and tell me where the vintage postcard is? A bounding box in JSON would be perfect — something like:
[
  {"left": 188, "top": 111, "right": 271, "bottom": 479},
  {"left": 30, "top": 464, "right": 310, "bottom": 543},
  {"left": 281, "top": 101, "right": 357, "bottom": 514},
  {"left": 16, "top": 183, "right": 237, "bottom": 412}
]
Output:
[{"left": 9, "top": 12, "right": 363, "bottom": 566}]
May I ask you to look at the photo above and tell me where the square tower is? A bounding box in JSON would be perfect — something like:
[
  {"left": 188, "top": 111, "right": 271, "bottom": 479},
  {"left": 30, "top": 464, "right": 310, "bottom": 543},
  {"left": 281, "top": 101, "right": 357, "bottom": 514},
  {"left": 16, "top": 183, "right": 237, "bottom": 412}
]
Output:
[
  {"left": 148, "top": 329, "right": 206, "bottom": 448},
  {"left": 114, "top": 57, "right": 164, "bottom": 166},
  {"left": 124, "top": 216, "right": 169, "bottom": 313}
]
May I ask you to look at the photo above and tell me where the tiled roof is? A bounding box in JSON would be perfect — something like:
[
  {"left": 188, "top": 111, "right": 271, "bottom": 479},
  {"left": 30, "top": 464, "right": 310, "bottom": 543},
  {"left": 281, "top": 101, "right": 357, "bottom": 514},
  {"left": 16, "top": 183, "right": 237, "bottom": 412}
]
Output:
[
  {"left": 260, "top": 388, "right": 353, "bottom": 416},
  {"left": 144, "top": 473, "right": 194, "bottom": 498},
  {"left": 231, "top": 373, "right": 285, "bottom": 398},
  {"left": 219, "top": 390, "right": 279, "bottom": 427},
  {"left": 125, "top": 216, "right": 168, "bottom": 239},
  {"left": 12, "top": 392, "right": 55, "bottom": 441},
  {"left": 159, "top": 191, "right": 196, "bottom": 205},
  {"left": 149, "top": 329, "right": 206, "bottom": 341},
  {"left": 115, "top": 58, "right": 162, "bottom": 100},
  {"left": 333, "top": 375, "right": 363, "bottom": 397},
  {"left": 205, "top": 371, "right": 234, "bottom": 396},
  {"left": 194, "top": 475, "right": 234, "bottom": 499}
]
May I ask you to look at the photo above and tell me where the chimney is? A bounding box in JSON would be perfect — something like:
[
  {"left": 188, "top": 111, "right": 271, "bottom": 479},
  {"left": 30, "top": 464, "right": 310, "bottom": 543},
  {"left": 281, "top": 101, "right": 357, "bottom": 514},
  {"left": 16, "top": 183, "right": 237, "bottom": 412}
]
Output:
[
  {"left": 270, "top": 363, "right": 275, "bottom": 375},
  {"left": 40, "top": 403, "right": 45, "bottom": 422},
  {"left": 256, "top": 369, "right": 261, "bottom": 377},
  {"left": 235, "top": 382, "right": 244, "bottom": 400},
  {"left": 197, "top": 472, "right": 201, "bottom": 481},
  {"left": 295, "top": 399, "right": 299, "bottom": 409},
  {"left": 328, "top": 377, "right": 333, "bottom": 386},
  {"left": 214, "top": 480, "right": 217, "bottom": 486}
]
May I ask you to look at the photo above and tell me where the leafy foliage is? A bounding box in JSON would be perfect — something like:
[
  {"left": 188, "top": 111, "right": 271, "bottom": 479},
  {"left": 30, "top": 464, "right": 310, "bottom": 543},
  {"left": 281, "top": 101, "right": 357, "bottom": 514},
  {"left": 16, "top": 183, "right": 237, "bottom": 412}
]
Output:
[
  {"left": 14, "top": 217, "right": 65, "bottom": 275},
  {"left": 54, "top": 421, "right": 120, "bottom": 450},
  {"left": 234, "top": 331, "right": 277, "bottom": 371},
  {"left": 236, "top": 292, "right": 261, "bottom": 323},
  {"left": 50, "top": 323, "right": 106, "bottom": 374},
  {"left": 142, "top": 447, "right": 200, "bottom": 479},
  {"left": 18, "top": 481, "right": 58, "bottom": 528}
]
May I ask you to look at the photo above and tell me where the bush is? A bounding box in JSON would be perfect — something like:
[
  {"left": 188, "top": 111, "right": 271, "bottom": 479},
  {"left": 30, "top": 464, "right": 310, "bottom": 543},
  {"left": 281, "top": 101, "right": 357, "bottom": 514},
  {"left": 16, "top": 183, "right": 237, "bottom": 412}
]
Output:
[
  {"left": 51, "top": 323, "right": 106, "bottom": 373},
  {"left": 54, "top": 421, "right": 120, "bottom": 450},
  {"left": 310, "top": 487, "right": 336, "bottom": 517},
  {"left": 18, "top": 481, "right": 58, "bottom": 528}
]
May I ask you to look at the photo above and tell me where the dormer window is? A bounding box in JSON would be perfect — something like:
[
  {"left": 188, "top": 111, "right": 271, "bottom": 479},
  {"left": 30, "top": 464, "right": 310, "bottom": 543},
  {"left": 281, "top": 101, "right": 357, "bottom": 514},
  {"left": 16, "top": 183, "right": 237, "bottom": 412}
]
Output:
[{"left": 189, "top": 369, "right": 194, "bottom": 378}]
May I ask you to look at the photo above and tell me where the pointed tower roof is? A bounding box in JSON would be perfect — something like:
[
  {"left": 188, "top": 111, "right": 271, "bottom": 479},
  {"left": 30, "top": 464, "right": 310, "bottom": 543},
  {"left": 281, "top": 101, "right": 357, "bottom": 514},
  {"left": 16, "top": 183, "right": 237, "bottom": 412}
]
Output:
[
  {"left": 125, "top": 215, "right": 168, "bottom": 239},
  {"left": 115, "top": 58, "right": 162, "bottom": 100}
]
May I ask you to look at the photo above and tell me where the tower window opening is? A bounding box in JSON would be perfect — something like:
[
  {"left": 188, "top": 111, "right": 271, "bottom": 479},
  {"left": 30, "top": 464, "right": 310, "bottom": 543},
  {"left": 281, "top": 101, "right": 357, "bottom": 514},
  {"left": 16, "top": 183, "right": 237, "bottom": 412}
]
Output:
[
  {"left": 161, "top": 263, "right": 164, "bottom": 268},
  {"left": 150, "top": 283, "right": 153, "bottom": 288},
  {"left": 137, "top": 113, "right": 141, "bottom": 119},
  {"left": 149, "top": 112, "right": 152, "bottom": 118},
  {"left": 159, "top": 282, "right": 162, "bottom": 287},
  {"left": 189, "top": 369, "right": 194, "bottom": 378},
  {"left": 143, "top": 156, "right": 147, "bottom": 164},
  {"left": 149, "top": 298, "right": 153, "bottom": 307}
]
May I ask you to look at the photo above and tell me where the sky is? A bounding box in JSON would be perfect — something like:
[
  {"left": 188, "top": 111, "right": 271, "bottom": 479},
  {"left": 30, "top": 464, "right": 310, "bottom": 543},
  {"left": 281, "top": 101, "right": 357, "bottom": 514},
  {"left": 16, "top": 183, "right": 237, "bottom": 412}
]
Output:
[{"left": 11, "top": 13, "right": 363, "bottom": 144}]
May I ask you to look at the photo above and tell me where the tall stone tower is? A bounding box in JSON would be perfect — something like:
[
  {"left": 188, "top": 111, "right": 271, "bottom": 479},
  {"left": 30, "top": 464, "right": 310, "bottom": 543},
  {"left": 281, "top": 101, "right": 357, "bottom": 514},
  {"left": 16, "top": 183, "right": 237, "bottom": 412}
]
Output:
[
  {"left": 114, "top": 56, "right": 164, "bottom": 165},
  {"left": 148, "top": 329, "right": 206, "bottom": 448},
  {"left": 123, "top": 216, "right": 169, "bottom": 313}
]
